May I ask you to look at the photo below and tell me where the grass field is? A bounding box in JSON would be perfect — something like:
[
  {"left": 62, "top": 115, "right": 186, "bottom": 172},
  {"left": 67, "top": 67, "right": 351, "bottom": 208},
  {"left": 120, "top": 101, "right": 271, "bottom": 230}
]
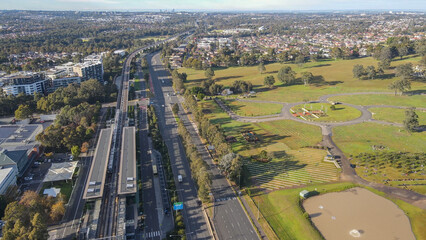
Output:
[
  {"left": 133, "top": 78, "right": 143, "bottom": 91},
  {"left": 333, "top": 122, "right": 426, "bottom": 156},
  {"left": 180, "top": 55, "right": 425, "bottom": 103},
  {"left": 370, "top": 107, "right": 426, "bottom": 125},
  {"left": 330, "top": 94, "right": 426, "bottom": 108},
  {"left": 202, "top": 100, "right": 338, "bottom": 189},
  {"left": 291, "top": 103, "right": 362, "bottom": 122},
  {"left": 250, "top": 182, "right": 356, "bottom": 240},
  {"left": 224, "top": 99, "right": 283, "bottom": 116}
]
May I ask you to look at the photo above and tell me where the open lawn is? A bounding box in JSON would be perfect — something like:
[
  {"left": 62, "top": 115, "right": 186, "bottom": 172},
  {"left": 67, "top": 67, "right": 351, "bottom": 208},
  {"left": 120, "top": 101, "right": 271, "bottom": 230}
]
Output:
[
  {"left": 132, "top": 78, "right": 143, "bottom": 91},
  {"left": 224, "top": 99, "right": 283, "bottom": 116},
  {"left": 370, "top": 107, "right": 426, "bottom": 125},
  {"left": 180, "top": 55, "right": 425, "bottom": 103},
  {"left": 291, "top": 103, "right": 362, "bottom": 122},
  {"left": 332, "top": 122, "right": 426, "bottom": 156},
  {"left": 40, "top": 180, "right": 73, "bottom": 203},
  {"left": 250, "top": 182, "right": 356, "bottom": 240},
  {"left": 330, "top": 94, "right": 426, "bottom": 108}
]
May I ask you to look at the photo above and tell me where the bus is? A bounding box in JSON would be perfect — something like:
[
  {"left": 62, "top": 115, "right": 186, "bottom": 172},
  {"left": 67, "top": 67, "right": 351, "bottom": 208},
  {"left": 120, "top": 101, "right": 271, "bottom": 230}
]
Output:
[{"left": 152, "top": 165, "right": 158, "bottom": 175}]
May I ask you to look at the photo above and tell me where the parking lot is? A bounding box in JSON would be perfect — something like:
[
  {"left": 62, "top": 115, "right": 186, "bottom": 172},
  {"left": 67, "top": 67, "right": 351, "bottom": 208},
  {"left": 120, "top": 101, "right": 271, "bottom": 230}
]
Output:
[{"left": 19, "top": 153, "right": 75, "bottom": 193}]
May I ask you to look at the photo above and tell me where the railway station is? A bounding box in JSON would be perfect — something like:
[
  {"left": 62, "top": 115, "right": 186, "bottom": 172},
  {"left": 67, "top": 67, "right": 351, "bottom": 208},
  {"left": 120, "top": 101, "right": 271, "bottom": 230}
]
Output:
[
  {"left": 83, "top": 128, "right": 113, "bottom": 200},
  {"left": 118, "top": 126, "right": 137, "bottom": 195}
]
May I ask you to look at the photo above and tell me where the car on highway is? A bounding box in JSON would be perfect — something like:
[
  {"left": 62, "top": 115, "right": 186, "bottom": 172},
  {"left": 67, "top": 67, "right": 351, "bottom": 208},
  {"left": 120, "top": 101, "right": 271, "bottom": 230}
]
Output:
[
  {"left": 24, "top": 176, "right": 33, "bottom": 181},
  {"left": 178, "top": 174, "right": 183, "bottom": 183}
]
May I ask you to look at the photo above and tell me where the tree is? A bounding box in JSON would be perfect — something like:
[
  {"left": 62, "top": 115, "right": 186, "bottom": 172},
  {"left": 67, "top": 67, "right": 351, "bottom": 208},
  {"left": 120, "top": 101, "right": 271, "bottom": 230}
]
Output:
[
  {"left": 29, "top": 213, "right": 48, "bottom": 240},
  {"left": 331, "top": 47, "right": 343, "bottom": 60},
  {"left": 277, "top": 66, "right": 296, "bottom": 86},
  {"left": 378, "top": 59, "right": 391, "bottom": 70},
  {"left": 311, "top": 54, "right": 319, "bottom": 62},
  {"left": 71, "top": 145, "right": 80, "bottom": 159},
  {"left": 144, "top": 72, "right": 149, "bottom": 81},
  {"left": 50, "top": 201, "right": 65, "bottom": 222},
  {"left": 14, "top": 104, "right": 32, "bottom": 120},
  {"left": 395, "top": 63, "right": 414, "bottom": 80},
  {"left": 172, "top": 103, "right": 179, "bottom": 115},
  {"left": 388, "top": 79, "right": 411, "bottom": 95},
  {"left": 81, "top": 142, "right": 90, "bottom": 153},
  {"left": 366, "top": 66, "right": 377, "bottom": 79},
  {"left": 403, "top": 107, "right": 419, "bottom": 132},
  {"left": 295, "top": 55, "right": 305, "bottom": 67},
  {"left": 263, "top": 75, "right": 275, "bottom": 88},
  {"left": 204, "top": 68, "right": 215, "bottom": 80},
  {"left": 257, "top": 62, "right": 266, "bottom": 74},
  {"left": 398, "top": 45, "right": 409, "bottom": 59},
  {"left": 352, "top": 65, "right": 365, "bottom": 79},
  {"left": 301, "top": 72, "right": 314, "bottom": 86}
]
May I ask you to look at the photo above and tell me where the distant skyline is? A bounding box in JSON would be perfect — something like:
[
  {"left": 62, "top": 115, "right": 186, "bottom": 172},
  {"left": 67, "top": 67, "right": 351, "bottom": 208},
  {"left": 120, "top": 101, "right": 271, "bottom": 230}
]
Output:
[{"left": 1, "top": 0, "right": 425, "bottom": 11}]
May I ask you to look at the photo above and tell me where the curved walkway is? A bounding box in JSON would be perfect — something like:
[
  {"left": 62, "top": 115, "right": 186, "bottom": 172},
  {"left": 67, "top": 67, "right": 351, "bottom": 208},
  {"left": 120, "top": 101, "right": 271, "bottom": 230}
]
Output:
[{"left": 216, "top": 92, "right": 426, "bottom": 209}]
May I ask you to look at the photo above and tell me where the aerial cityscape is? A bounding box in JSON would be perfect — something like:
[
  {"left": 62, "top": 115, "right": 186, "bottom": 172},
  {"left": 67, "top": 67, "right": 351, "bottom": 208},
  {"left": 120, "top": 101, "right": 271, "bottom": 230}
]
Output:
[{"left": 0, "top": 1, "right": 425, "bottom": 240}]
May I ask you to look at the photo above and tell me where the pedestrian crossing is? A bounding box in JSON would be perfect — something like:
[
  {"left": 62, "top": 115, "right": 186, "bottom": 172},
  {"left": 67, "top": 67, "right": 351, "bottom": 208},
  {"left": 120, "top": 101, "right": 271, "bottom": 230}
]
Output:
[
  {"left": 215, "top": 196, "right": 237, "bottom": 202},
  {"left": 145, "top": 230, "right": 161, "bottom": 238}
]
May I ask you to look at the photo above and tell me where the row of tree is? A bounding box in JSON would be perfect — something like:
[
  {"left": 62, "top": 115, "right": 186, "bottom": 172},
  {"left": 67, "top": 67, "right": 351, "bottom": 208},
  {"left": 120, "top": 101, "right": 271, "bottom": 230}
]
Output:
[
  {"left": 177, "top": 120, "right": 212, "bottom": 202},
  {"left": 182, "top": 92, "right": 243, "bottom": 182}
]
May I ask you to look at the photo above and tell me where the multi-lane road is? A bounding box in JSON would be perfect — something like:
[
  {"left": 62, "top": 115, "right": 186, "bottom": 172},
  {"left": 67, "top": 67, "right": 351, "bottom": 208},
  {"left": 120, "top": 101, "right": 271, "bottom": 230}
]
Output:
[
  {"left": 148, "top": 52, "right": 259, "bottom": 240},
  {"left": 148, "top": 53, "right": 212, "bottom": 240}
]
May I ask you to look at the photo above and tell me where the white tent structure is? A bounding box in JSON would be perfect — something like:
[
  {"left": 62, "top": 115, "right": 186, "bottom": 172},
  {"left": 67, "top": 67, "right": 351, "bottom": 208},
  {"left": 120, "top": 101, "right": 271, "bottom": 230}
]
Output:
[
  {"left": 43, "top": 187, "right": 61, "bottom": 197},
  {"left": 43, "top": 161, "right": 78, "bottom": 182}
]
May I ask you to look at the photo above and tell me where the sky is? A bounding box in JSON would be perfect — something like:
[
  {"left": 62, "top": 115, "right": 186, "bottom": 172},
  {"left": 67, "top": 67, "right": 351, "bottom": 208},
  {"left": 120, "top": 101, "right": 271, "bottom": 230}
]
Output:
[{"left": 0, "top": 0, "right": 425, "bottom": 11}]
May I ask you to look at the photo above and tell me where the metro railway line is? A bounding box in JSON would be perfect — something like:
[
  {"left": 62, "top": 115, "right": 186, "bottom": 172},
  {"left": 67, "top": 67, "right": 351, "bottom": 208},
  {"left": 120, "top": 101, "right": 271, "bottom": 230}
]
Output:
[{"left": 95, "top": 30, "right": 194, "bottom": 239}]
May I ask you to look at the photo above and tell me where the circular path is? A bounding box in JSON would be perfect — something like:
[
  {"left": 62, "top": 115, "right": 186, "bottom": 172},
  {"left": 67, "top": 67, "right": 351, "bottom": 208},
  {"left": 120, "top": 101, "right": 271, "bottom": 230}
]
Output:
[{"left": 215, "top": 92, "right": 426, "bottom": 208}]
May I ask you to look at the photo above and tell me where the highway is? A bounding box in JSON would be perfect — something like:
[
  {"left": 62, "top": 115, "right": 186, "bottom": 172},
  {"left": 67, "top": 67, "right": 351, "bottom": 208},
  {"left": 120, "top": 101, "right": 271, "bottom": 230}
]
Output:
[
  {"left": 148, "top": 53, "right": 212, "bottom": 240},
  {"left": 149, "top": 52, "right": 259, "bottom": 240}
]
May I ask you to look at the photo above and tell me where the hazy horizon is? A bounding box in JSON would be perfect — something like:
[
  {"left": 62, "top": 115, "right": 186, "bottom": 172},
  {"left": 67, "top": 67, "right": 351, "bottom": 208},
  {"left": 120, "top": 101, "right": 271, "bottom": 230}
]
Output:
[{"left": 1, "top": 0, "right": 425, "bottom": 12}]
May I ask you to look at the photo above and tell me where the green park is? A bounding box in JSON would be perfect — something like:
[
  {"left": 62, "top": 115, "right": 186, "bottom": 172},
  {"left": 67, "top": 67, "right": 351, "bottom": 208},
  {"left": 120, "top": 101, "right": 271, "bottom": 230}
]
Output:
[{"left": 179, "top": 54, "right": 425, "bottom": 239}]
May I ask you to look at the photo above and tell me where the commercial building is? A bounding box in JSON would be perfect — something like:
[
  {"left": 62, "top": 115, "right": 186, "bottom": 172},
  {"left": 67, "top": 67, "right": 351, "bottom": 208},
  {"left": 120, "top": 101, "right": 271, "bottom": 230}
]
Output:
[
  {"left": 0, "top": 125, "right": 43, "bottom": 177},
  {"left": 0, "top": 72, "right": 47, "bottom": 96},
  {"left": 0, "top": 167, "right": 17, "bottom": 195}
]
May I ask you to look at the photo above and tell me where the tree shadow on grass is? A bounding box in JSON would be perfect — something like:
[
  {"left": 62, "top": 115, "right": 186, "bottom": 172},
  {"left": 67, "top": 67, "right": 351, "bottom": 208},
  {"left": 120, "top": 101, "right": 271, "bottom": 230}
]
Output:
[
  {"left": 215, "top": 75, "right": 243, "bottom": 81},
  {"left": 311, "top": 75, "right": 343, "bottom": 87},
  {"left": 306, "top": 63, "right": 332, "bottom": 68}
]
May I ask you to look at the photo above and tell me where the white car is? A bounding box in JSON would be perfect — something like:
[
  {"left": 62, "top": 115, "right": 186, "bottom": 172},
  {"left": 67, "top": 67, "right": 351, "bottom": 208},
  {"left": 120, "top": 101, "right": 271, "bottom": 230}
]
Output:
[{"left": 178, "top": 175, "right": 183, "bottom": 183}]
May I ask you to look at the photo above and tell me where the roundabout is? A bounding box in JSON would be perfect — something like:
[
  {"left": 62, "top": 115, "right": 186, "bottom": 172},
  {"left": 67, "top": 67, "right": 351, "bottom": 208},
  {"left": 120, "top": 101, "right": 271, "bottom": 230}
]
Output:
[{"left": 290, "top": 102, "right": 362, "bottom": 123}]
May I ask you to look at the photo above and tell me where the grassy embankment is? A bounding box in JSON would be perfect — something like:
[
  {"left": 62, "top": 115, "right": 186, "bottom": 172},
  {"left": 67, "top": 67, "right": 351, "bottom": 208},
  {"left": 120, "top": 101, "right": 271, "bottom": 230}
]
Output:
[{"left": 201, "top": 100, "right": 339, "bottom": 190}]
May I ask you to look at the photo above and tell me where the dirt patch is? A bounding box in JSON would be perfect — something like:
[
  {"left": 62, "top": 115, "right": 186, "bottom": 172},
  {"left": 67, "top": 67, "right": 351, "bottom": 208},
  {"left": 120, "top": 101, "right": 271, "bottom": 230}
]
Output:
[{"left": 303, "top": 187, "right": 415, "bottom": 240}]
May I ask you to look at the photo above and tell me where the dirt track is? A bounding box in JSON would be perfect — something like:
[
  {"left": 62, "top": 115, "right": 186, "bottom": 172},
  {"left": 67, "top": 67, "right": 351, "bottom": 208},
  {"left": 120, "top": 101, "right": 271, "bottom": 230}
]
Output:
[{"left": 303, "top": 187, "right": 415, "bottom": 240}]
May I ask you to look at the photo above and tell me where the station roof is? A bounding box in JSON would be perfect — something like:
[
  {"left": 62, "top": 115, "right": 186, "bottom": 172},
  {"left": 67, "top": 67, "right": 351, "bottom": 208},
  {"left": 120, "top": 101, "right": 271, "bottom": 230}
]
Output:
[
  {"left": 118, "top": 127, "right": 137, "bottom": 195},
  {"left": 83, "top": 128, "right": 113, "bottom": 200}
]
